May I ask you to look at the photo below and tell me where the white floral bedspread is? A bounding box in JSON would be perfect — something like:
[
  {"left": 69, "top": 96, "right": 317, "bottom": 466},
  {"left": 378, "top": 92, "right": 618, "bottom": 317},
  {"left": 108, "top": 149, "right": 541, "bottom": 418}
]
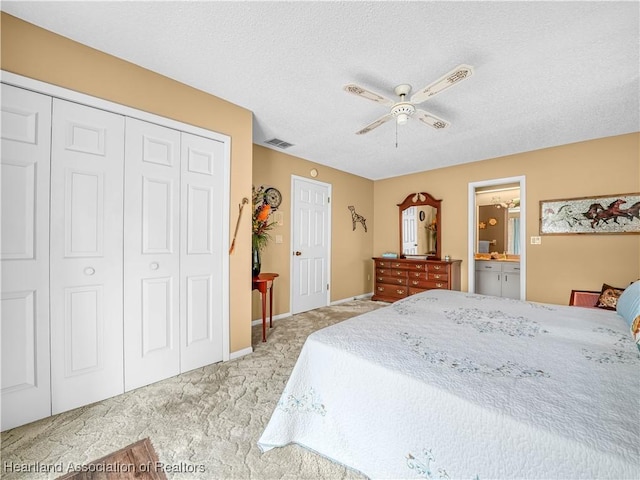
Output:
[{"left": 258, "top": 290, "right": 640, "bottom": 479}]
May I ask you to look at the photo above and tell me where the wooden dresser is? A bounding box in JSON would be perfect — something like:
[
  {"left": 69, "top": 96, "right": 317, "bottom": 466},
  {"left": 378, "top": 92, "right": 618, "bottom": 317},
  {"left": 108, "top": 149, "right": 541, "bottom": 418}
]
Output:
[{"left": 371, "top": 257, "right": 462, "bottom": 303}]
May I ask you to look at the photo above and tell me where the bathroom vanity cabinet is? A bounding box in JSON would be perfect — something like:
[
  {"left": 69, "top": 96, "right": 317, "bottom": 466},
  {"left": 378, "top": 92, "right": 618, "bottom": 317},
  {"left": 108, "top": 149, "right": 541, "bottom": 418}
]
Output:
[{"left": 475, "top": 260, "right": 520, "bottom": 299}]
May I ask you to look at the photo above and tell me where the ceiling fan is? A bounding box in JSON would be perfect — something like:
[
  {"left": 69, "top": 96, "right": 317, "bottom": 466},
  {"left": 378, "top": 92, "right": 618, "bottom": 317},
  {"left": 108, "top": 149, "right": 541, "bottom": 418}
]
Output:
[{"left": 343, "top": 64, "right": 473, "bottom": 135}]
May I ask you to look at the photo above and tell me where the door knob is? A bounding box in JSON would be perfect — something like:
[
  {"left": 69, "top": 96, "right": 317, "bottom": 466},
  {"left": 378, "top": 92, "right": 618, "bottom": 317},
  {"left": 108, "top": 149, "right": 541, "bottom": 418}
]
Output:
[
  {"left": 294, "top": 251, "right": 302, "bottom": 256},
  {"left": 150, "top": 262, "right": 159, "bottom": 270},
  {"left": 83, "top": 267, "right": 95, "bottom": 276}
]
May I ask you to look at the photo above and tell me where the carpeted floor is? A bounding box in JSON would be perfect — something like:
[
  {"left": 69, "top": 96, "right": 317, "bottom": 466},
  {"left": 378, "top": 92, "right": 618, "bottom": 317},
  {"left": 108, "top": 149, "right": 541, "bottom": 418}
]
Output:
[{"left": 1, "top": 300, "right": 387, "bottom": 480}]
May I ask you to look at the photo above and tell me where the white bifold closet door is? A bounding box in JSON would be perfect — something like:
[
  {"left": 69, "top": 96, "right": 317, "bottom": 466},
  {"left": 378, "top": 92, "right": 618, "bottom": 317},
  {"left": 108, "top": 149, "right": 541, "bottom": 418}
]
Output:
[
  {"left": 124, "top": 121, "right": 225, "bottom": 389},
  {"left": 180, "top": 132, "right": 224, "bottom": 371},
  {"left": 124, "top": 118, "right": 181, "bottom": 391},
  {"left": 49, "top": 99, "right": 125, "bottom": 414},
  {"left": 1, "top": 84, "right": 52, "bottom": 431}
]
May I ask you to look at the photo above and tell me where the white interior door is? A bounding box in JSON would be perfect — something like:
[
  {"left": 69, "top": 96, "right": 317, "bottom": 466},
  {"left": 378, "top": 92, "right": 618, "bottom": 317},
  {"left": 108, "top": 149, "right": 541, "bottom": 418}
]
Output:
[
  {"left": 124, "top": 118, "right": 181, "bottom": 391},
  {"left": 291, "top": 176, "right": 330, "bottom": 314},
  {"left": 179, "top": 132, "right": 225, "bottom": 372},
  {"left": 1, "top": 85, "right": 52, "bottom": 431},
  {"left": 50, "top": 99, "right": 125, "bottom": 414}
]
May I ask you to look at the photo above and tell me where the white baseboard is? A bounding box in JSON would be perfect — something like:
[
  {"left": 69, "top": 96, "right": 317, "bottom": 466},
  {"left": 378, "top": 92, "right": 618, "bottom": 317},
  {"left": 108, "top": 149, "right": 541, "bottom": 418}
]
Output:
[
  {"left": 330, "top": 292, "right": 373, "bottom": 306},
  {"left": 251, "top": 311, "right": 292, "bottom": 327},
  {"left": 229, "top": 346, "right": 253, "bottom": 360}
]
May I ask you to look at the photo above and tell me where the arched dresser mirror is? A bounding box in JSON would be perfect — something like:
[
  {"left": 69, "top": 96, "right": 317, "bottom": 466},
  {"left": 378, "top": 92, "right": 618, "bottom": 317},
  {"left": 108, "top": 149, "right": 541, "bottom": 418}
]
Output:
[{"left": 398, "top": 192, "right": 442, "bottom": 259}]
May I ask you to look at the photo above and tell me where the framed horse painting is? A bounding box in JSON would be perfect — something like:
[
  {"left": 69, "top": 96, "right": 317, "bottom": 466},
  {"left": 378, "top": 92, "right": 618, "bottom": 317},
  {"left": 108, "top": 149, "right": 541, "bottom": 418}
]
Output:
[{"left": 539, "top": 192, "right": 640, "bottom": 234}]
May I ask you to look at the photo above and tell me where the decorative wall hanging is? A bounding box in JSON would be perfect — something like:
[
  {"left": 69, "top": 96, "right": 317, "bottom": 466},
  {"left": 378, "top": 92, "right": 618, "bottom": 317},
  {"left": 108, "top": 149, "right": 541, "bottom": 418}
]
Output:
[
  {"left": 540, "top": 192, "right": 640, "bottom": 234},
  {"left": 229, "top": 197, "right": 249, "bottom": 254},
  {"left": 348, "top": 206, "right": 367, "bottom": 232}
]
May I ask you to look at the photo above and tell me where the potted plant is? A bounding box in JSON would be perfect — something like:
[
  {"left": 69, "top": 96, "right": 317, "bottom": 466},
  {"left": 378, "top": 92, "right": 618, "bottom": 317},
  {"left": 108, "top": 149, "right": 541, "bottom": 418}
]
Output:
[{"left": 252, "top": 185, "right": 276, "bottom": 277}]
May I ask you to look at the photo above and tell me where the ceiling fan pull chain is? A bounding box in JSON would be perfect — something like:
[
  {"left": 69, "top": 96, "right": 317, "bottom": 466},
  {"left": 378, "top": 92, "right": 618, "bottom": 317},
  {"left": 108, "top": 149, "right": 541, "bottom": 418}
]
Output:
[{"left": 395, "top": 120, "right": 398, "bottom": 148}]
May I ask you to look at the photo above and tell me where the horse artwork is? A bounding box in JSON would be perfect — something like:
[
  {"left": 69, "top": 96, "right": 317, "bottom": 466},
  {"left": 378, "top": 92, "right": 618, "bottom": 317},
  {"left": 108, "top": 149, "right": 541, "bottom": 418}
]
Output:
[{"left": 540, "top": 193, "right": 640, "bottom": 234}]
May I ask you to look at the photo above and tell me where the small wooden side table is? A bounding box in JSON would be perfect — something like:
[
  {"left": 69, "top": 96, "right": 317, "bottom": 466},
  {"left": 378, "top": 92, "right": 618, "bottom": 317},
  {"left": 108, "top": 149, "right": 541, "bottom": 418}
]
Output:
[{"left": 252, "top": 273, "right": 279, "bottom": 342}]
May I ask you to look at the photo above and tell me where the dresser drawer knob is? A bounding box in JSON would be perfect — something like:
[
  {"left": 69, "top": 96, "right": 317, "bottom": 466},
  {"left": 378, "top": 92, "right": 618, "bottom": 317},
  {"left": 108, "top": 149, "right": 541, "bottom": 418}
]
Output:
[
  {"left": 412, "top": 280, "right": 419, "bottom": 285},
  {"left": 397, "top": 289, "right": 405, "bottom": 294},
  {"left": 433, "top": 265, "right": 442, "bottom": 270},
  {"left": 434, "top": 274, "right": 441, "bottom": 279},
  {"left": 415, "top": 265, "right": 423, "bottom": 269},
  {"left": 377, "top": 287, "right": 385, "bottom": 292},
  {"left": 436, "top": 283, "right": 444, "bottom": 288}
]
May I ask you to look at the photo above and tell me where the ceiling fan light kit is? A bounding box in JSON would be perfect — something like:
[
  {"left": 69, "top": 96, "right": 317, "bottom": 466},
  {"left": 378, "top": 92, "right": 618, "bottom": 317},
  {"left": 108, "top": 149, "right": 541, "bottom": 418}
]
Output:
[{"left": 344, "top": 64, "right": 474, "bottom": 135}]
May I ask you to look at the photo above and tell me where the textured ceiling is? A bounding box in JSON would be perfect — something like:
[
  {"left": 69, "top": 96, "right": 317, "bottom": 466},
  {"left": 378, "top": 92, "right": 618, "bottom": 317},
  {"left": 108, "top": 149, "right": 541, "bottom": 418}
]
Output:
[{"left": 3, "top": 1, "right": 639, "bottom": 180}]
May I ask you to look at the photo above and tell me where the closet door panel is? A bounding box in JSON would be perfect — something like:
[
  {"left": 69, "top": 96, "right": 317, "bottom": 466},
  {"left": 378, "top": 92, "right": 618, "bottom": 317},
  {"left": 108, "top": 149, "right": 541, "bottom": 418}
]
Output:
[
  {"left": 180, "top": 133, "right": 224, "bottom": 372},
  {"left": 50, "top": 99, "right": 125, "bottom": 414},
  {"left": 124, "top": 118, "right": 180, "bottom": 391},
  {"left": 1, "top": 85, "right": 52, "bottom": 431}
]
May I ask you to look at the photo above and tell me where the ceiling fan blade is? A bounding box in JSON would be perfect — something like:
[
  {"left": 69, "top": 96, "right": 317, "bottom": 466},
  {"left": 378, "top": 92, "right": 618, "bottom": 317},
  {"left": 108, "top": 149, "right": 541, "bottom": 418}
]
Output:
[
  {"left": 414, "top": 109, "right": 450, "bottom": 129},
  {"left": 355, "top": 114, "right": 393, "bottom": 135},
  {"left": 410, "top": 64, "right": 474, "bottom": 104},
  {"left": 344, "top": 84, "right": 395, "bottom": 107}
]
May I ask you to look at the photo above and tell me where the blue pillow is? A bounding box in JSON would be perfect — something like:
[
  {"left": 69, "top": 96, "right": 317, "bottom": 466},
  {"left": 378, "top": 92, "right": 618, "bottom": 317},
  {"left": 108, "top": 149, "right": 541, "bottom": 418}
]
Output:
[{"left": 616, "top": 281, "right": 640, "bottom": 349}]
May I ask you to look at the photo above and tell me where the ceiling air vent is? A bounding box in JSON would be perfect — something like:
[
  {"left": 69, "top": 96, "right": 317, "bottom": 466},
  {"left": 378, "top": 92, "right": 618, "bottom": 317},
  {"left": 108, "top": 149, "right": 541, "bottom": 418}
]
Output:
[{"left": 265, "top": 138, "right": 294, "bottom": 149}]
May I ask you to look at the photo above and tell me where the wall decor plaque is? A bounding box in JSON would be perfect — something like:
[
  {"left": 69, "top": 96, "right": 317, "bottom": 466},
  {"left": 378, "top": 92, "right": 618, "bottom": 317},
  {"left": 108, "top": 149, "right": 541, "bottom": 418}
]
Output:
[{"left": 539, "top": 193, "right": 640, "bottom": 234}]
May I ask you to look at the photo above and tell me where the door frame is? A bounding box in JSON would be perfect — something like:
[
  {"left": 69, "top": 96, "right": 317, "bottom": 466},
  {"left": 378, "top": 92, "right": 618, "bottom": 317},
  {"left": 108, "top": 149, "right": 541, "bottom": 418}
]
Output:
[
  {"left": 2, "top": 71, "right": 232, "bottom": 361},
  {"left": 289, "top": 175, "right": 332, "bottom": 314},
  {"left": 467, "top": 175, "right": 526, "bottom": 299}
]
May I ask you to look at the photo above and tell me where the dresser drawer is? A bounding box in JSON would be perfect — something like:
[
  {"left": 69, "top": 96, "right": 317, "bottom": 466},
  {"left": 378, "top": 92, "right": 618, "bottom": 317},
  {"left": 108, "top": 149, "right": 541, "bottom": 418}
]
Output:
[
  {"left": 378, "top": 276, "right": 407, "bottom": 286},
  {"left": 405, "top": 262, "right": 426, "bottom": 271},
  {"left": 375, "top": 284, "right": 408, "bottom": 299},
  {"left": 408, "top": 287, "right": 429, "bottom": 296},
  {"left": 407, "top": 278, "right": 431, "bottom": 289},
  {"left": 425, "top": 280, "right": 449, "bottom": 289},
  {"left": 375, "top": 260, "right": 391, "bottom": 268},
  {"left": 408, "top": 271, "right": 428, "bottom": 280},
  {"left": 428, "top": 272, "right": 448, "bottom": 281},
  {"left": 427, "top": 263, "right": 449, "bottom": 273}
]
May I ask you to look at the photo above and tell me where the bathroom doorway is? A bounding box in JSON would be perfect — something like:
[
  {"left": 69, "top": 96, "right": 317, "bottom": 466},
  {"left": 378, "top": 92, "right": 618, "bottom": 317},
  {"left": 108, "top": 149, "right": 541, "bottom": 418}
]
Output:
[{"left": 468, "top": 176, "right": 526, "bottom": 299}]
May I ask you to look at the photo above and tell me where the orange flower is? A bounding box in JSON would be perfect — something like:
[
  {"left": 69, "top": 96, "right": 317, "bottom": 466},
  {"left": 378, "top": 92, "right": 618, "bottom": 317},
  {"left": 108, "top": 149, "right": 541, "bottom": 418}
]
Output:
[
  {"left": 252, "top": 185, "right": 276, "bottom": 251},
  {"left": 256, "top": 204, "right": 271, "bottom": 222}
]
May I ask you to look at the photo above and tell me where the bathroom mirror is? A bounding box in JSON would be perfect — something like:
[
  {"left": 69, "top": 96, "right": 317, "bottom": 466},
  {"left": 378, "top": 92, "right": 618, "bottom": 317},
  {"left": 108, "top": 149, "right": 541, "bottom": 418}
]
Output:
[
  {"left": 475, "top": 187, "right": 520, "bottom": 255},
  {"left": 398, "top": 192, "right": 441, "bottom": 259}
]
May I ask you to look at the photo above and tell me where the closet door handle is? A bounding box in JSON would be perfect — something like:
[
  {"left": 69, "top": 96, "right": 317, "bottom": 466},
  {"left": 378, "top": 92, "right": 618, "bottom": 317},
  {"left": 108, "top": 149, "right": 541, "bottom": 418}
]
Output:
[
  {"left": 83, "top": 267, "right": 95, "bottom": 276},
  {"left": 150, "top": 262, "right": 159, "bottom": 270}
]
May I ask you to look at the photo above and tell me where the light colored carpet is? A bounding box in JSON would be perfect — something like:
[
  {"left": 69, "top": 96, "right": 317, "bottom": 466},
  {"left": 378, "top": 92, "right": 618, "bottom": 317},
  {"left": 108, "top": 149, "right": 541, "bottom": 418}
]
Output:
[{"left": 1, "top": 300, "right": 387, "bottom": 480}]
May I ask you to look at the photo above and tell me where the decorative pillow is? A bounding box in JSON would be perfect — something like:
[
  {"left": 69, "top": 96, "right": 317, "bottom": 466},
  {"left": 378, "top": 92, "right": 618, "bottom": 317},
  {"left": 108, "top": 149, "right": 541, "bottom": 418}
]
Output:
[
  {"left": 616, "top": 280, "right": 640, "bottom": 351},
  {"left": 596, "top": 283, "right": 625, "bottom": 310},
  {"left": 631, "top": 316, "right": 640, "bottom": 352}
]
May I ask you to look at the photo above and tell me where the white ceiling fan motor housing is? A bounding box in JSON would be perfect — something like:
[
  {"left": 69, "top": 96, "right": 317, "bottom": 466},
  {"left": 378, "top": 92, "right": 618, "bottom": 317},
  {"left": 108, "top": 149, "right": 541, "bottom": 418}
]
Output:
[
  {"left": 392, "top": 84, "right": 415, "bottom": 124},
  {"left": 391, "top": 103, "right": 416, "bottom": 124}
]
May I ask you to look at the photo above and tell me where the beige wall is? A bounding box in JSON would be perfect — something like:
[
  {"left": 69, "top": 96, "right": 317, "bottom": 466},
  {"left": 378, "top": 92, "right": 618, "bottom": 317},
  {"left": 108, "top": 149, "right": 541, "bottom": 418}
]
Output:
[
  {"left": 252, "top": 145, "right": 374, "bottom": 319},
  {"left": 374, "top": 133, "right": 640, "bottom": 304},
  {"left": 3, "top": 14, "right": 638, "bottom": 345},
  {"left": 1, "top": 13, "right": 255, "bottom": 353}
]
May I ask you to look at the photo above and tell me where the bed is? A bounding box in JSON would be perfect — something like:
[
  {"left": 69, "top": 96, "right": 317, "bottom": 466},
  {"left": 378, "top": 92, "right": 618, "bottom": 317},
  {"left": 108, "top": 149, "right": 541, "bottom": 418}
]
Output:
[{"left": 258, "top": 289, "right": 640, "bottom": 479}]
